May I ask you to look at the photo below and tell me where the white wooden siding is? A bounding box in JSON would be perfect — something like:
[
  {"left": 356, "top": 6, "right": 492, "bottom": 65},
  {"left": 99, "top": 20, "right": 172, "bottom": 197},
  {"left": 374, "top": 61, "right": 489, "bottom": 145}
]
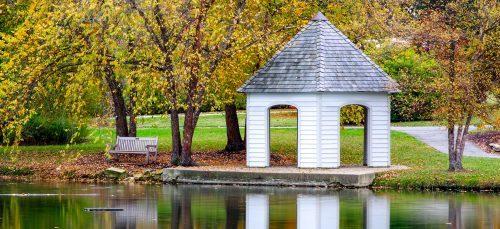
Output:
[{"left": 246, "top": 92, "right": 391, "bottom": 168}]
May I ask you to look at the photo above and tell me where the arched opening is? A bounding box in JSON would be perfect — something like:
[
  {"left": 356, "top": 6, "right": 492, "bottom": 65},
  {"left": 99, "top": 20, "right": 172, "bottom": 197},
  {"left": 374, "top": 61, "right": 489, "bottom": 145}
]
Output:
[
  {"left": 340, "top": 104, "right": 368, "bottom": 166},
  {"left": 268, "top": 105, "right": 298, "bottom": 166}
]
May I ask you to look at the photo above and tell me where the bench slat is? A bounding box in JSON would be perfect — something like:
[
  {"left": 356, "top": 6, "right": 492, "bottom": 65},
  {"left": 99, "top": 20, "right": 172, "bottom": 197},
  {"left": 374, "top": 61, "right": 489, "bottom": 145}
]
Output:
[{"left": 114, "top": 137, "right": 158, "bottom": 152}]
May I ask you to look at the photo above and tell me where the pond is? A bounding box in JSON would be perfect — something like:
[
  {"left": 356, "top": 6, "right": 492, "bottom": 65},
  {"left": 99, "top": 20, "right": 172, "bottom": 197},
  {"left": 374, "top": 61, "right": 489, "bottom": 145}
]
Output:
[{"left": 0, "top": 182, "right": 498, "bottom": 228}]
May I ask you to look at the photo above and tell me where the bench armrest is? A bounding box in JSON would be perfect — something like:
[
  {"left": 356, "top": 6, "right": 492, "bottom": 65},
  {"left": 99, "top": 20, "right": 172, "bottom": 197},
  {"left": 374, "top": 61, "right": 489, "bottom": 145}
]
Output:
[
  {"left": 107, "top": 144, "right": 117, "bottom": 150},
  {"left": 146, "top": 145, "right": 158, "bottom": 152}
]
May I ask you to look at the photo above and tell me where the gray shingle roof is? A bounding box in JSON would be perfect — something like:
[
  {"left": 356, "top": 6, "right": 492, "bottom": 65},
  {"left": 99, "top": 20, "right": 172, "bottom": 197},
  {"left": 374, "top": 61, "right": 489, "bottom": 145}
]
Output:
[{"left": 238, "top": 12, "right": 399, "bottom": 93}]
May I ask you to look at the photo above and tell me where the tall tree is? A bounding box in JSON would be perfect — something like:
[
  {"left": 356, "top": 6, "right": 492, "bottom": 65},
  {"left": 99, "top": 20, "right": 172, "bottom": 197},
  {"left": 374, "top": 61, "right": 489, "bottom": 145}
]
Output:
[
  {"left": 413, "top": 0, "right": 499, "bottom": 171},
  {"left": 88, "top": 0, "right": 139, "bottom": 137},
  {"left": 175, "top": 0, "right": 251, "bottom": 165},
  {"left": 124, "top": 0, "right": 193, "bottom": 164},
  {"left": 126, "top": 0, "right": 295, "bottom": 165},
  {"left": 213, "top": 0, "right": 313, "bottom": 152}
]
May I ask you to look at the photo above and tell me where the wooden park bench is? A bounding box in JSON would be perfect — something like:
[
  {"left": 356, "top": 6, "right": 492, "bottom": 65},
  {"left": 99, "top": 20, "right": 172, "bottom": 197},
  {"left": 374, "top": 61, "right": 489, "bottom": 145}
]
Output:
[{"left": 107, "top": 137, "right": 158, "bottom": 164}]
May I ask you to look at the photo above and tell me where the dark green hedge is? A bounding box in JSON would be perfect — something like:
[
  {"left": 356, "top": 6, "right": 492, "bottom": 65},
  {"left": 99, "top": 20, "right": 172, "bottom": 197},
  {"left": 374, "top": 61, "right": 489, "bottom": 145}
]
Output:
[{"left": 20, "top": 115, "right": 88, "bottom": 145}]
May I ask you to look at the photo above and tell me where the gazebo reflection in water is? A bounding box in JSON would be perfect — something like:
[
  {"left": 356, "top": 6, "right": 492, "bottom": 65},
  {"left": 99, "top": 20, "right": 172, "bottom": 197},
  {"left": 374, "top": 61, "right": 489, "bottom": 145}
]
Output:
[{"left": 245, "top": 189, "right": 390, "bottom": 229}]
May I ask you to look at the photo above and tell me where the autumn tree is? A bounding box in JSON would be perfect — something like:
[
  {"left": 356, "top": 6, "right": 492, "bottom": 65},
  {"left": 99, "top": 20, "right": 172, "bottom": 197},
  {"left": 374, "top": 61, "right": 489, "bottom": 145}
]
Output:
[
  {"left": 125, "top": 0, "right": 301, "bottom": 164},
  {"left": 413, "top": 0, "right": 499, "bottom": 171},
  {"left": 123, "top": 0, "right": 193, "bottom": 164},
  {"left": 0, "top": 0, "right": 149, "bottom": 150},
  {"left": 212, "top": 0, "right": 312, "bottom": 152},
  {"left": 85, "top": 0, "right": 141, "bottom": 137},
  {"left": 0, "top": 0, "right": 98, "bottom": 148}
]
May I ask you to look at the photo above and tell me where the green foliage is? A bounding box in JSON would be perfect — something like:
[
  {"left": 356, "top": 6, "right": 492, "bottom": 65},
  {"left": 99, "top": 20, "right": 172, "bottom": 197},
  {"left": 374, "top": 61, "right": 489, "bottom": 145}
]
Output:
[
  {"left": 368, "top": 45, "right": 439, "bottom": 121},
  {"left": 0, "top": 166, "right": 33, "bottom": 176},
  {"left": 340, "top": 105, "right": 365, "bottom": 125},
  {"left": 19, "top": 114, "right": 88, "bottom": 145},
  {"left": 0, "top": 0, "right": 30, "bottom": 35}
]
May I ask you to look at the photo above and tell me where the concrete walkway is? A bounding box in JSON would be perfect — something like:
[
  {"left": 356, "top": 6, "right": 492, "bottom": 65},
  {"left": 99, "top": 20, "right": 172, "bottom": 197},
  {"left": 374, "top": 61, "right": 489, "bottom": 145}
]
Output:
[{"left": 391, "top": 126, "right": 500, "bottom": 158}]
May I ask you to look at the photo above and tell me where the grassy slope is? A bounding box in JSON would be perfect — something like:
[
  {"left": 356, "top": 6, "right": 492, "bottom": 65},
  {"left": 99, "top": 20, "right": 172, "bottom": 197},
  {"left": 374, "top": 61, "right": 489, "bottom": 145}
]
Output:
[
  {"left": 376, "top": 131, "right": 500, "bottom": 190},
  {"left": 2, "top": 110, "right": 499, "bottom": 190}
]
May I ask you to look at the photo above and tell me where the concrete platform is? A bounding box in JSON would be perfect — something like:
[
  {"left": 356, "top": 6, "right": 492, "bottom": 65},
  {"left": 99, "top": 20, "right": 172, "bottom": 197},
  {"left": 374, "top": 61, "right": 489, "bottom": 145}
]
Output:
[{"left": 163, "top": 166, "right": 408, "bottom": 188}]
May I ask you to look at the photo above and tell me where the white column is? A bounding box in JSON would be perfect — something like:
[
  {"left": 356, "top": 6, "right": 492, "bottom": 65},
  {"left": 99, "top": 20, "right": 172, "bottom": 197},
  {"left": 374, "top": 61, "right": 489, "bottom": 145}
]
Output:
[
  {"left": 367, "top": 103, "right": 391, "bottom": 167},
  {"left": 319, "top": 106, "right": 340, "bottom": 168},
  {"left": 246, "top": 102, "right": 269, "bottom": 167},
  {"left": 246, "top": 194, "right": 269, "bottom": 229},
  {"left": 365, "top": 195, "right": 390, "bottom": 229},
  {"left": 297, "top": 195, "right": 339, "bottom": 229}
]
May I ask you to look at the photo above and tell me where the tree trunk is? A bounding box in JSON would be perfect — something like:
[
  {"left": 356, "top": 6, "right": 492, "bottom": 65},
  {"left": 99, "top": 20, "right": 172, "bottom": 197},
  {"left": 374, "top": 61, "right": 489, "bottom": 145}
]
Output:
[
  {"left": 448, "top": 125, "right": 458, "bottom": 171},
  {"left": 448, "top": 114, "right": 472, "bottom": 171},
  {"left": 457, "top": 114, "right": 472, "bottom": 168},
  {"left": 224, "top": 104, "right": 245, "bottom": 152},
  {"left": 128, "top": 114, "right": 137, "bottom": 137},
  {"left": 104, "top": 65, "right": 129, "bottom": 137},
  {"left": 128, "top": 93, "right": 137, "bottom": 137},
  {"left": 170, "top": 108, "right": 182, "bottom": 165},
  {"left": 454, "top": 124, "right": 465, "bottom": 171},
  {"left": 181, "top": 107, "right": 196, "bottom": 166}
]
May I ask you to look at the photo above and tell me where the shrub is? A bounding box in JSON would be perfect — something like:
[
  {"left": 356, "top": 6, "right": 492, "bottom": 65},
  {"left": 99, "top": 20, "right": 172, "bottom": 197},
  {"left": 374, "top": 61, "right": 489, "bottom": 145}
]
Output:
[
  {"left": 20, "top": 115, "right": 88, "bottom": 145},
  {"left": 341, "top": 105, "right": 365, "bottom": 126},
  {"left": 368, "top": 45, "right": 439, "bottom": 122}
]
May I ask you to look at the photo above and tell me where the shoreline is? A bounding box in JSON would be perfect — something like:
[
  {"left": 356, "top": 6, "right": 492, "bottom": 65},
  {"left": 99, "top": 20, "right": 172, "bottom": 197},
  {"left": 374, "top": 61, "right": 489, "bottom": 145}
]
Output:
[
  {"left": 1, "top": 166, "right": 498, "bottom": 193},
  {"left": 2, "top": 133, "right": 499, "bottom": 193}
]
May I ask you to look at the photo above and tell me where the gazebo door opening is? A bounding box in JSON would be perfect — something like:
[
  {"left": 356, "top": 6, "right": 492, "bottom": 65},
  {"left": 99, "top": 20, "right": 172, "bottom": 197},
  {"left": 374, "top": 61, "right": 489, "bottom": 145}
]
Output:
[
  {"left": 268, "top": 105, "right": 298, "bottom": 166},
  {"left": 340, "top": 104, "right": 369, "bottom": 166}
]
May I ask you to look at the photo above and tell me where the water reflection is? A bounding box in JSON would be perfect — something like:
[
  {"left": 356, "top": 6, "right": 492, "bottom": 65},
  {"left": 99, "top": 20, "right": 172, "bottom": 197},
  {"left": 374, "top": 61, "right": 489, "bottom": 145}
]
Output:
[
  {"left": 108, "top": 187, "right": 158, "bottom": 228},
  {"left": 296, "top": 195, "right": 340, "bottom": 229},
  {"left": 246, "top": 194, "right": 268, "bottom": 229},
  {"left": 0, "top": 183, "right": 499, "bottom": 228},
  {"left": 246, "top": 191, "right": 390, "bottom": 229}
]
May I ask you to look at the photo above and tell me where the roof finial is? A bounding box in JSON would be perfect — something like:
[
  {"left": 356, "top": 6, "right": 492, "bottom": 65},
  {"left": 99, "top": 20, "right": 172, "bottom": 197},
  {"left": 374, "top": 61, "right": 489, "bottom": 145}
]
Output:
[{"left": 311, "top": 11, "right": 328, "bottom": 21}]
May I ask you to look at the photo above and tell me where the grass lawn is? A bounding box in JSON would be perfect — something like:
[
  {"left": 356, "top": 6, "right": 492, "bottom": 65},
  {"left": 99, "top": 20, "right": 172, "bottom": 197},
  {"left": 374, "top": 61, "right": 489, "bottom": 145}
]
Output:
[
  {"left": 133, "top": 109, "right": 494, "bottom": 127},
  {"left": 130, "top": 109, "right": 298, "bottom": 128},
  {"left": 375, "top": 131, "right": 500, "bottom": 190},
  {"left": 1, "top": 110, "right": 499, "bottom": 190}
]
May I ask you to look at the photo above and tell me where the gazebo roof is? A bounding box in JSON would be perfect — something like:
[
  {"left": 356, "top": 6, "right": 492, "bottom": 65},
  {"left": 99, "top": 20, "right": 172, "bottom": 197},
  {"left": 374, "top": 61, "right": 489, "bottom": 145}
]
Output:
[{"left": 238, "top": 12, "right": 399, "bottom": 93}]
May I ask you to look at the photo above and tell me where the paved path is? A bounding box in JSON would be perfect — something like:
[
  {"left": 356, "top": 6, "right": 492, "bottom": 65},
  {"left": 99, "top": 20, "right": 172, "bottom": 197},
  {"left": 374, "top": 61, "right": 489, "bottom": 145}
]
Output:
[{"left": 391, "top": 126, "right": 500, "bottom": 158}]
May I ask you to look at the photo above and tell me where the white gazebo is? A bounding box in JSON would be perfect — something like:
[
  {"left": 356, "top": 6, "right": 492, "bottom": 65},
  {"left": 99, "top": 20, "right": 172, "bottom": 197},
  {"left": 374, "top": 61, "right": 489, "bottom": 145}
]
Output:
[{"left": 238, "top": 12, "right": 399, "bottom": 168}]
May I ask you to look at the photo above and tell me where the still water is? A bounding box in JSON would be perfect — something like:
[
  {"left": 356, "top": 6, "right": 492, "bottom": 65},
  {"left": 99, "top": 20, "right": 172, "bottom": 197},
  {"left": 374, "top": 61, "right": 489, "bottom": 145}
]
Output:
[{"left": 0, "top": 182, "right": 498, "bottom": 229}]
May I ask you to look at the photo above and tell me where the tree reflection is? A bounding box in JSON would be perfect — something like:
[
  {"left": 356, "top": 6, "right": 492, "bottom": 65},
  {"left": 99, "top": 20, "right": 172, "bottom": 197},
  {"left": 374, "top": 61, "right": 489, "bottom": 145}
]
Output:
[
  {"left": 225, "top": 195, "right": 243, "bottom": 229},
  {"left": 171, "top": 187, "right": 193, "bottom": 229},
  {"left": 448, "top": 199, "right": 463, "bottom": 229}
]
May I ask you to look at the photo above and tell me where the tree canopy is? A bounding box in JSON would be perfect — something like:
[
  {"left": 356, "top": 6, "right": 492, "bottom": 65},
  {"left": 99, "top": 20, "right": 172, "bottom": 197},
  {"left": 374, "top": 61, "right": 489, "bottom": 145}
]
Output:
[{"left": 0, "top": 0, "right": 498, "bottom": 169}]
